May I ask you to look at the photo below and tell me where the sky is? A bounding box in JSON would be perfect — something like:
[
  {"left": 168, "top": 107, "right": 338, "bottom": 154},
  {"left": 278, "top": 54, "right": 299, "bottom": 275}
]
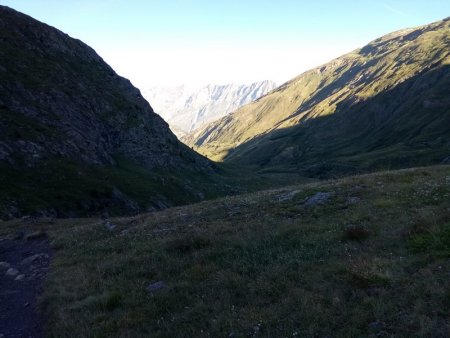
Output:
[{"left": 2, "top": 0, "right": 449, "bottom": 89}]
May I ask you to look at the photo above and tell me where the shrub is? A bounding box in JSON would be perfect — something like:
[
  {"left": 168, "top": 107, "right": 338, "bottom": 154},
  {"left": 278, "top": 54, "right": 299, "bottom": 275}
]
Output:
[
  {"left": 342, "top": 225, "right": 370, "bottom": 241},
  {"left": 166, "top": 235, "right": 211, "bottom": 253}
]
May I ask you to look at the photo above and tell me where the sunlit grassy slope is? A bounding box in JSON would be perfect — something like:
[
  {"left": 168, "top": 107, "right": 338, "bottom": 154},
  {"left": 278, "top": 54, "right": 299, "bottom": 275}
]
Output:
[
  {"left": 185, "top": 18, "right": 450, "bottom": 177},
  {"left": 2, "top": 165, "right": 448, "bottom": 337}
]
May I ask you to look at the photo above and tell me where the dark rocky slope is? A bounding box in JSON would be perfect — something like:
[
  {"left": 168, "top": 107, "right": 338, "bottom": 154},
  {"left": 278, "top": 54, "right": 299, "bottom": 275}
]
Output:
[{"left": 0, "top": 6, "right": 215, "bottom": 219}]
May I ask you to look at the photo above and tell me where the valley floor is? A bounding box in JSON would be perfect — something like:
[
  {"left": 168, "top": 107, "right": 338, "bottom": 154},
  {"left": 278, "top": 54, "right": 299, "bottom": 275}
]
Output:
[{"left": 1, "top": 165, "right": 450, "bottom": 337}]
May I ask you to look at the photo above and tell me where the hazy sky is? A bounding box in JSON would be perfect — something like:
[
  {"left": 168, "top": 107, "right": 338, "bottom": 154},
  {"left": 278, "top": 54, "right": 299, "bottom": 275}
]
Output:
[{"left": 3, "top": 1, "right": 449, "bottom": 89}]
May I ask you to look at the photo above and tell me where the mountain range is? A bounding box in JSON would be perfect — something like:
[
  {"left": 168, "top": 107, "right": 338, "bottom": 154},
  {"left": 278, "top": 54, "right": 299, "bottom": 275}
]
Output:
[
  {"left": 185, "top": 18, "right": 450, "bottom": 177},
  {"left": 1, "top": 5, "right": 449, "bottom": 218},
  {"left": 1, "top": 6, "right": 450, "bottom": 337},
  {"left": 142, "top": 81, "right": 276, "bottom": 137}
]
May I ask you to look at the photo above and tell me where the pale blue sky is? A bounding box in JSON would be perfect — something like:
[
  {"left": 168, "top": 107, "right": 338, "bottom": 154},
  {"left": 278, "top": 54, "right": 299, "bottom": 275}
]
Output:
[{"left": 2, "top": 0, "right": 449, "bottom": 88}]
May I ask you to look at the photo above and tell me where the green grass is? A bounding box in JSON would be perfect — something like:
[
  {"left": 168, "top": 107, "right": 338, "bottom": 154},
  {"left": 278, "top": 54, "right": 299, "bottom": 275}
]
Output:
[
  {"left": 407, "top": 220, "right": 450, "bottom": 258},
  {"left": 2, "top": 165, "right": 448, "bottom": 337},
  {"left": 0, "top": 156, "right": 316, "bottom": 218},
  {"left": 0, "top": 157, "right": 224, "bottom": 217}
]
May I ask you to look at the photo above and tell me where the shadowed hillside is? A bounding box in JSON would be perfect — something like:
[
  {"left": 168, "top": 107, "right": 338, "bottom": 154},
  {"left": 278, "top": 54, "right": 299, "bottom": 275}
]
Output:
[
  {"left": 186, "top": 18, "right": 450, "bottom": 177},
  {"left": 226, "top": 65, "right": 450, "bottom": 178},
  {"left": 0, "top": 5, "right": 217, "bottom": 219}
]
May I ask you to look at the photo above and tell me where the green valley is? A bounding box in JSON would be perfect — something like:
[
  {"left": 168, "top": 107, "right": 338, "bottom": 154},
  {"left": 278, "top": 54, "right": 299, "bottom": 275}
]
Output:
[{"left": 1, "top": 4, "right": 450, "bottom": 338}]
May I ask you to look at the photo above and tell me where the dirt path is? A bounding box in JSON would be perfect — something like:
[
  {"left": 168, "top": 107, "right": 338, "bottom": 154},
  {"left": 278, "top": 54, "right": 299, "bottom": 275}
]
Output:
[{"left": 0, "top": 231, "right": 52, "bottom": 338}]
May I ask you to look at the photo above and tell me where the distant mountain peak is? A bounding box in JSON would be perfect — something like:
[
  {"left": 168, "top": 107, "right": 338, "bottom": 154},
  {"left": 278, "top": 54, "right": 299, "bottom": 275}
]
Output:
[{"left": 142, "top": 80, "right": 277, "bottom": 137}]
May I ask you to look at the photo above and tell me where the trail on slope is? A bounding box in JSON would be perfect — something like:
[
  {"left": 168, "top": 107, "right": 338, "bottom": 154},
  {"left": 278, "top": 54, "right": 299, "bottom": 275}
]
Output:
[{"left": 0, "top": 229, "right": 52, "bottom": 338}]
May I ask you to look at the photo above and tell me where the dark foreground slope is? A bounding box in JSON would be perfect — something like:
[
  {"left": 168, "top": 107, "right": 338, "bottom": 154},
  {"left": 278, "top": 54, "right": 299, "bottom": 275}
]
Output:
[
  {"left": 0, "top": 6, "right": 217, "bottom": 218},
  {"left": 2, "top": 165, "right": 447, "bottom": 337},
  {"left": 186, "top": 18, "right": 450, "bottom": 177}
]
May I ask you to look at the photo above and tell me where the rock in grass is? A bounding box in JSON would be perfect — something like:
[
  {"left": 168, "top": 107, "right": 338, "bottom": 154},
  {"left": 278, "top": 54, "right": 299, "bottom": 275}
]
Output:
[
  {"left": 0, "top": 261, "right": 10, "bottom": 269},
  {"left": 276, "top": 190, "right": 302, "bottom": 202},
  {"left": 147, "top": 281, "right": 165, "bottom": 293},
  {"left": 304, "top": 192, "right": 333, "bottom": 207},
  {"left": 15, "top": 274, "right": 25, "bottom": 281},
  {"left": 20, "top": 253, "right": 49, "bottom": 266},
  {"left": 120, "top": 229, "right": 130, "bottom": 236},
  {"left": 347, "top": 196, "right": 361, "bottom": 205},
  {"left": 25, "top": 230, "right": 47, "bottom": 240},
  {"left": 21, "top": 215, "right": 39, "bottom": 224},
  {"left": 105, "top": 220, "right": 116, "bottom": 231},
  {"left": 5, "top": 267, "right": 19, "bottom": 277}
]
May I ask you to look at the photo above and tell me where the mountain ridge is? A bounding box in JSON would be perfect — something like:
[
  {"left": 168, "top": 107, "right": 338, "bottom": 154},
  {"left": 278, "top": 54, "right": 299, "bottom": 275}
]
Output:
[
  {"left": 185, "top": 17, "right": 450, "bottom": 177},
  {"left": 0, "top": 5, "right": 215, "bottom": 218},
  {"left": 143, "top": 80, "right": 276, "bottom": 137}
]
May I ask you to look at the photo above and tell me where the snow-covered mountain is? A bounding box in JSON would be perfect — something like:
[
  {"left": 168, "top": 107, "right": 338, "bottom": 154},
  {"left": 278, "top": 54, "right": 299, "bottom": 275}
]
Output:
[{"left": 142, "top": 81, "right": 277, "bottom": 137}]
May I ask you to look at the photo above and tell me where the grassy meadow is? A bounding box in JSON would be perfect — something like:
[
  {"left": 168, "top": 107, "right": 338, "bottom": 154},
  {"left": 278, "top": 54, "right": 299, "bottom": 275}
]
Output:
[{"left": 2, "top": 165, "right": 450, "bottom": 337}]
